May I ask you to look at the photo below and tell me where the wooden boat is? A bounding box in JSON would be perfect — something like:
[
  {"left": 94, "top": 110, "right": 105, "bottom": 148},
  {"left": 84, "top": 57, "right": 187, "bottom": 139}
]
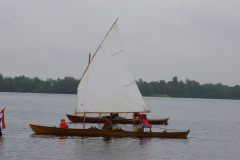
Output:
[
  {"left": 29, "top": 124, "right": 189, "bottom": 138},
  {"left": 66, "top": 114, "right": 169, "bottom": 125}
]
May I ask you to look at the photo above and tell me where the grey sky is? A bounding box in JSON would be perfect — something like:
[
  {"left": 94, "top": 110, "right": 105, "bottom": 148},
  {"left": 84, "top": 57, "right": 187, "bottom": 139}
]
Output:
[{"left": 1, "top": 0, "right": 239, "bottom": 86}]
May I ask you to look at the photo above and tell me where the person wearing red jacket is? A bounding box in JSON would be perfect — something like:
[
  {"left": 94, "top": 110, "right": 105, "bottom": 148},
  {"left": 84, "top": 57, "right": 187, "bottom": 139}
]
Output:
[
  {"left": 59, "top": 119, "right": 69, "bottom": 128},
  {"left": 142, "top": 117, "right": 150, "bottom": 128}
]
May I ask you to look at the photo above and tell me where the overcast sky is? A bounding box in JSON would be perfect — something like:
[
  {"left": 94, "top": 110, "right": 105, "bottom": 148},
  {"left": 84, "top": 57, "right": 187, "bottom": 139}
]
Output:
[{"left": 1, "top": 0, "right": 239, "bottom": 86}]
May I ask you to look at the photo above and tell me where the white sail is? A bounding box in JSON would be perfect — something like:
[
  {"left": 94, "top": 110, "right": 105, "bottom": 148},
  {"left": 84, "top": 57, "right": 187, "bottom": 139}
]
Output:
[{"left": 77, "top": 19, "right": 150, "bottom": 113}]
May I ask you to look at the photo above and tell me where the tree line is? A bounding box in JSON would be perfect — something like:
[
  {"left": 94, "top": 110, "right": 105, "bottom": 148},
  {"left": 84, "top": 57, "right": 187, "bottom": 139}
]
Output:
[
  {"left": 1, "top": 73, "right": 240, "bottom": 100},
  {"left": 136, "top": 77, "right": 240, "bottom": 99},
  {"left": 0, "top": 73, "right": 78, "bottom": 94}
]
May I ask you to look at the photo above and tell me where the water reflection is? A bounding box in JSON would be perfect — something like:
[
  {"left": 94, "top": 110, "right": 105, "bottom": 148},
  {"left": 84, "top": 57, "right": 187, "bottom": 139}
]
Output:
[
  {"left": 79, "top": 137, "right": 86, "bottom": 148},
  {"left": 139, "top": 138, "right": 150, "bottom": 149},
  {"left": 59, "top": 136, "right": 67, "bottom": 153},
  {"left": 59, "top": 135, "right": 67, "bottom": 140},
  {"left": 31, "top": 133, "right": 59, "bottom": 139},
  {"left": 103, "top": 137, "right": 112, "bottom": 143},
  {"left": 0, "top": 136, "right": 5, "bottom": 150}
]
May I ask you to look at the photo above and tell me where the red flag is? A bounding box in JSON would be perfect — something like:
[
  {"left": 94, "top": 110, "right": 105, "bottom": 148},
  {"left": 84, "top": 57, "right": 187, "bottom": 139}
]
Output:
[{"left": 0, "top": 108, "right": 6, "bottom": 129}]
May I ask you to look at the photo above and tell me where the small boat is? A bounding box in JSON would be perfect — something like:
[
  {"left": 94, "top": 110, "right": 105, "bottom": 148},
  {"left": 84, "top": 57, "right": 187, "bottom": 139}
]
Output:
[
  {"left": 66, "top": 114, "right": 169, "bottom": 125},
  {"left": 29, "top": 124, "right": 189, "bottom": 138}
]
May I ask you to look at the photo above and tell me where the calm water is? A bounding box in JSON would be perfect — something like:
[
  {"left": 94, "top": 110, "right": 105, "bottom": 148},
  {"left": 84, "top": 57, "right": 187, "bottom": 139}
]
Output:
[{"left": 0, "top": 92, "right": 240, "bottom": 160}]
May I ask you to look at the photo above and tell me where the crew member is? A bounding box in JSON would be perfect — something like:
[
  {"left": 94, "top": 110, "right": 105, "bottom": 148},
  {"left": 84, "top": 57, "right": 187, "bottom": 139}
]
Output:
[
  {"left": 133, "top": 112, "right": 142, "bottom": 119},
  {"left": 142, "top": 117, "right": 149, "bottom": 128},
  {"left": 59, "top": 119, "right": 69, "bottom": 128},
  {"left": 102, "top": 116, "right": 113, "bottom": 130},
  {"left": 110, "top": 113, "right": 119, "bottom": 120},
  {"left": 134, "top": 117, "right": 143, "bottom": 132}
]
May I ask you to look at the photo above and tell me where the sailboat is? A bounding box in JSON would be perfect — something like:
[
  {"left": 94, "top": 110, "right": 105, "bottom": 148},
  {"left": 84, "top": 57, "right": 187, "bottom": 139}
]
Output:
[
  {"left": 29, "top": 18, "right": 189, "bottom": 138},
  {"left": 67, "top": 18, "right": 169, "bottom": 125}
]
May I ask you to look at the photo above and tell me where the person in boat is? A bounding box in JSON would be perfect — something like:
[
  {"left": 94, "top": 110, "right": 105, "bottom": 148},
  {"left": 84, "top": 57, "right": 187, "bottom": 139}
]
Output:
[
  {"left": 142, "top": 116, "right": 150, "bottom": 128},
  {"left": 59, "top": 119, "right": 69, "bottom": 128},
  {"left": 133, "top": 113, "right": 147, "bottom": 119},
  {"left": 102, "top": 116, "right": 113, "bottom": 130},
  {"left": 134, "top": 117, "right": 143, "bottom": 132},
  {"left": 110, "top": 113, "right": 119, "bottom": 120},
  {"left": 133, "top": 112, "right": 141, "bottom": 119}
]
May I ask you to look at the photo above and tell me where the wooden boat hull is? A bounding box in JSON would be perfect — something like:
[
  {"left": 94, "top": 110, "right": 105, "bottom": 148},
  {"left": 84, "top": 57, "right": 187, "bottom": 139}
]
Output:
[
  {"left": 29, "top": 124, "right": 189, "bottom": 138},
  {"left": 66, "top": 114, "right": 169, "bottom": 125}
]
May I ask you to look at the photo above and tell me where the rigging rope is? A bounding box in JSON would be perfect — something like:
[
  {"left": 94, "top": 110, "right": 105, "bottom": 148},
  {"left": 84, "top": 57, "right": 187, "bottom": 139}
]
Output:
[{"left": 152, "top": 125, "right": 188, "bottom": 132}]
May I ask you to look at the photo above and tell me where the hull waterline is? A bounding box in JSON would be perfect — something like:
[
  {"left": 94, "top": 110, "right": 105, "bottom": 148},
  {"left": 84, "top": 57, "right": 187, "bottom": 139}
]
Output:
[{"left": 29, "top": 124, "right": 189, "bottom": 138}]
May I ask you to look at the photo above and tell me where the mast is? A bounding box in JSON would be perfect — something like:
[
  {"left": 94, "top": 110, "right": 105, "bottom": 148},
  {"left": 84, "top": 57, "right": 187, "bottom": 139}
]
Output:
[
  {"left": 77, "top": 52, "right": 92, "bottom": 88},
  {"left": 89, "top": 52, "right": 91, "bottom": 64},
  {"left": 83, "top": 53, "right": 91, "bottom": 129}
]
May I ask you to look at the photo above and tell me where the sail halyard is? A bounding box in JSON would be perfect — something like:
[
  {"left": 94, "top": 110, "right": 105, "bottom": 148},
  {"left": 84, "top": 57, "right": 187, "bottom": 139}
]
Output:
[{"left": 77, "top": 18, "right": 150, "bottom": 113}]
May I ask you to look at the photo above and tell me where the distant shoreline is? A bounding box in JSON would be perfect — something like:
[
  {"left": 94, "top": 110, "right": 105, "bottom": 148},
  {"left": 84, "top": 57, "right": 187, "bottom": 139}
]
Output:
[
  {"left": 1, "top": 74, "right": 240, "bottom": 100},
  {"left": 152, "top": 94, "right": 169, "bottom": 97}
]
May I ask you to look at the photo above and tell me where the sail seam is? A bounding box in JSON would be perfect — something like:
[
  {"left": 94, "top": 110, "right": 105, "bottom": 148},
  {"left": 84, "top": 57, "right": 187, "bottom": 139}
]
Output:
[
  {"left": 124, "top": 82, "right": 135, "bottom": 88},
  {"left": 82, "top": 83, "right": 146, "bottom": 107},
  {"left": 112, "top": 50, "right": 124, "bottom": 56},
  {"left": 81, "top": 64, "right": 130, "bottom": 88},
  {"left": 78, "top": 78, "right": 149, "bottom": 112}
]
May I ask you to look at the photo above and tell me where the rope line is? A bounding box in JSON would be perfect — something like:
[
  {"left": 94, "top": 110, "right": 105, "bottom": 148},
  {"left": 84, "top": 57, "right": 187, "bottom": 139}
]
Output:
[{"left": 152, "top": 125, "right": 187, "bottom": 132}]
